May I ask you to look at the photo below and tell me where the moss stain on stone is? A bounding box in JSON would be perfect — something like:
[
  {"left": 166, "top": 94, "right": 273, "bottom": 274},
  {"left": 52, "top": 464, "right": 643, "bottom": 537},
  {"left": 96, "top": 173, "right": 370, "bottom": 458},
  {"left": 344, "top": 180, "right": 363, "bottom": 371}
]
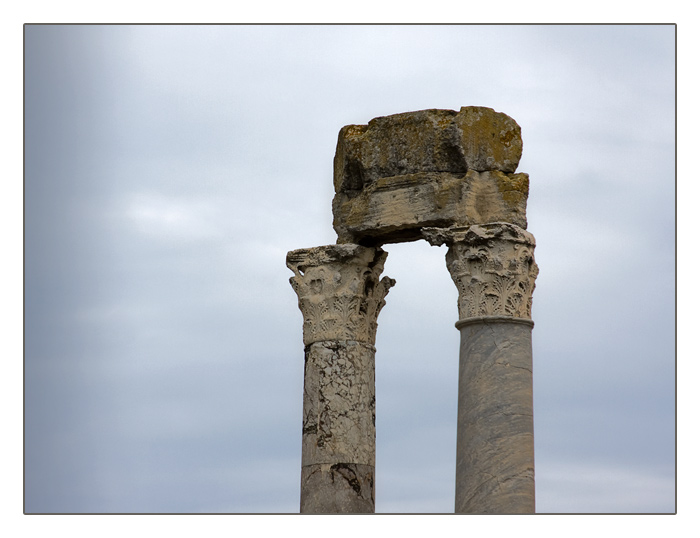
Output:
[
  {"left": 500, "top": 128, "right": 516, "bottom": 147},
  {"left": 497, "top": 173, "right": 529, "bottom": 209},
  {"left": 344, "top": 124, "right": 368, "bottom": 139}
]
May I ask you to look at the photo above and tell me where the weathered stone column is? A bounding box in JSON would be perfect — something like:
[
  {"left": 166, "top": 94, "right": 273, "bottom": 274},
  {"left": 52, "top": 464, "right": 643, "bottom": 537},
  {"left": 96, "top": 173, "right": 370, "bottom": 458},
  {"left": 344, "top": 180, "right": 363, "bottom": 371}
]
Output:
[
  {"left": 287, "top": 244, "right": 395, "bottom": 513},
  {"left": 424, "top": 223, "right": 539, "bottom": 514},
  {"left": 291, "top": 106, "right": 536, "bottom": 512}
]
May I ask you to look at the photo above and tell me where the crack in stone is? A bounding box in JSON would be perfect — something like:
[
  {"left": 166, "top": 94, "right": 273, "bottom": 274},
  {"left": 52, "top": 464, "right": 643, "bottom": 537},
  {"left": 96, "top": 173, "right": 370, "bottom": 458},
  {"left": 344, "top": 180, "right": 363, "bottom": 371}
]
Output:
[
  {"left": 330, "top": 463, "right": 363, "bottom": 496},
  {"left": 500, "top": 362, "right": 532, "bottom": 373},
  {"left": 480, "top": 325, "right": 531, "bottom": 374}
]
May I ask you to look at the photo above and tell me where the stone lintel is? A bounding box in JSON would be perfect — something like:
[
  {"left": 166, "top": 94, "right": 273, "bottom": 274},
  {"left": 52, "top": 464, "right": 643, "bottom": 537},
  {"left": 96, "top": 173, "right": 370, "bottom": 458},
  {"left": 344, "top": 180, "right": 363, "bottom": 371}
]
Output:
[{"left": 332, "top": 107, "right": 528, "bottom": 245}]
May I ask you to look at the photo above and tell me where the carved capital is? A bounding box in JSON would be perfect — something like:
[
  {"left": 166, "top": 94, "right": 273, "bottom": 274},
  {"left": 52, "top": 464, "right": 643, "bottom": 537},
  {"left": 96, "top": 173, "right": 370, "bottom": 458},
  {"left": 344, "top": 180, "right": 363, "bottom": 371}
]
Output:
[
  {"left": 287, "top": 244, "right": 395, "bottom": 346},
  {"left": 423, "top": 223, "right": 538, "bottom": 321}
]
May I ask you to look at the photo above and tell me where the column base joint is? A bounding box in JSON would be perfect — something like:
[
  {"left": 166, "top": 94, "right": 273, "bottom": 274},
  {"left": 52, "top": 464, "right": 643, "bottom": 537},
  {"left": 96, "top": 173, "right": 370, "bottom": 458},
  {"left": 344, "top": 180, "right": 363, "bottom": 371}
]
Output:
[{"left": 455, "top": 316, "right": 535, "bottom": 330}]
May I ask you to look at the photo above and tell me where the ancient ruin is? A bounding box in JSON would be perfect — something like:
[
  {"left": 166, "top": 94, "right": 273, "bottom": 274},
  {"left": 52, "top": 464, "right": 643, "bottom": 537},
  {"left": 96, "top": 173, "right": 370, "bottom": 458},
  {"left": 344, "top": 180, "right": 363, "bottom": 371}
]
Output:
[{"left": 287, "top": 106, "right": 538, "bottom": 513}]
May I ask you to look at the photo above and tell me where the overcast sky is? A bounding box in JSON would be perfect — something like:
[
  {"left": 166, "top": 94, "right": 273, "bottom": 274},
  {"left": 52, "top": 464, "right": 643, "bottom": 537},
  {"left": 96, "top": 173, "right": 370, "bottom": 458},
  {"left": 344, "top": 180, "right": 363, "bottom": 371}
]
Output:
[{"left": 24, "top": 24, "right": 675, "bottom": 514}]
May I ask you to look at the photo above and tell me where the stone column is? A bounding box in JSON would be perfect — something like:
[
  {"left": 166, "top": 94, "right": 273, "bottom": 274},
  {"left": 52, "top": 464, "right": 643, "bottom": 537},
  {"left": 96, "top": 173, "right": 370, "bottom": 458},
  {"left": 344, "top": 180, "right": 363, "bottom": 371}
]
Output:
[
  {"left": 424, "top": 223, "right": 539, "bottom": 514},
  {"left": 286, "top": 244, "right": 395, "bottom": 513}
]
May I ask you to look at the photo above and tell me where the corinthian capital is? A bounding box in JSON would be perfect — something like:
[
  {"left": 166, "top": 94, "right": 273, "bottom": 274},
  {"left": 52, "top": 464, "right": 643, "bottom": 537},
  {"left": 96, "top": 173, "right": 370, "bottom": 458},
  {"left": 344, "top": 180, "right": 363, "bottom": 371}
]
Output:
[
  {"left": 423, "top": 223, "right": 538, "bottom": 321},
  {"left": 286, "top": 244, "right": 395, "bottom": 346}
]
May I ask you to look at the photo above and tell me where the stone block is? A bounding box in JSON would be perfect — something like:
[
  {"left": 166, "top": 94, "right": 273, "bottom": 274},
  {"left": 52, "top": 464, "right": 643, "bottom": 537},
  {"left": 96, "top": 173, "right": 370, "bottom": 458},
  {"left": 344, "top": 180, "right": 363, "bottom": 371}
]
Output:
[{"left": 332, "top": 107, "right": 528, "bottom": 245}]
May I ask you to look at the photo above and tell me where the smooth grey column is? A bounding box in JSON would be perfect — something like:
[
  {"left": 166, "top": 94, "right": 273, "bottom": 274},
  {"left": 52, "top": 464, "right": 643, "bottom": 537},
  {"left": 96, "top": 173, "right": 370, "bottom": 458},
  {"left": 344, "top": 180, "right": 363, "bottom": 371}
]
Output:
[
  {"left": 424, "top": 223, "right": 538, "bottom": 514},
  {"left": 455, "top": 316, "right": 535, "bottom": 513},
  {"left": 287, "top": 244, "right": 394, "bottom": 513}
]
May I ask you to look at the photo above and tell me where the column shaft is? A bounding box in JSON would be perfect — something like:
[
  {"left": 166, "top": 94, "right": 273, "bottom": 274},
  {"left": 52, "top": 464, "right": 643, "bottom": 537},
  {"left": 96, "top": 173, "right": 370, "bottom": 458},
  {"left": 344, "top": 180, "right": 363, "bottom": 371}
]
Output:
[
  {"left": 455, "top": 317, "right": 535, "bottom": 513},
  {"left": 300, "top": 340, "right": 376, "bottom": 513}
]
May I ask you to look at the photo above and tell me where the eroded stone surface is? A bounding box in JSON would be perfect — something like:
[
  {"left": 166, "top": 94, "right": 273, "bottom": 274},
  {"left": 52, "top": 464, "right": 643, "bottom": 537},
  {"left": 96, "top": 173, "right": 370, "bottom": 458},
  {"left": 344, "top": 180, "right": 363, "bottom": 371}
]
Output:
[
  {"left": 287, "top": 244, "right": 395, "bottom": 346},
  {"left": 301, "top": 341, "right": 376, "bottom": 467},
  {"left": 300, "top": 463, "right": 374, "bottom": 513},
  {"left": 299, "top": 342, "right": 377, "bottom": 513},
  {"left": 332, "top": 107, "right": 527, "bottom": 245},
  {"left": 423, "top": 223, "right": 538, "bottom": 321}
]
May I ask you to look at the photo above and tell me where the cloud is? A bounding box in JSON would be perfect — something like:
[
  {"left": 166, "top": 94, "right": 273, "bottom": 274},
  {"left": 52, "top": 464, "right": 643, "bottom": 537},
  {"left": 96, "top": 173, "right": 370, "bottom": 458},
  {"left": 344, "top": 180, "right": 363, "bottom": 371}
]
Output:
[
  {"left": 121, "top": 192, "right": 223, "bottom": 242},
  {"left": 536, "top": 461, "right": 675, "bottom": 513},
  {"left": 24, "top": 24, "right": 675, "bottom": 514}
]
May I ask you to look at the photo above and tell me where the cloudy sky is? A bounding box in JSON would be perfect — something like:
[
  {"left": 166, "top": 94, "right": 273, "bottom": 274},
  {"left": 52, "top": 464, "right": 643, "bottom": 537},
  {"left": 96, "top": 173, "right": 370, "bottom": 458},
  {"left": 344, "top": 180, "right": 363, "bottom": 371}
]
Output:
[{"left": 24, "top": 24, "right": 675, "bottom": 514}]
